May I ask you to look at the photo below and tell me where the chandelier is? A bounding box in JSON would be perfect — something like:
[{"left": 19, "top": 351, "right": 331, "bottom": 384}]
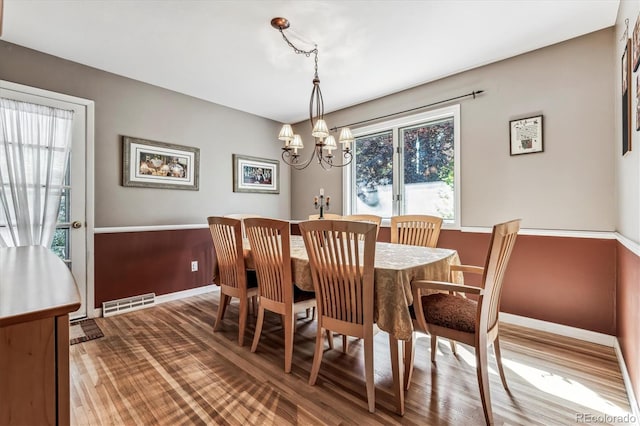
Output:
[{"left": 271, "top": 17, "right": 354, "bottom": 170}]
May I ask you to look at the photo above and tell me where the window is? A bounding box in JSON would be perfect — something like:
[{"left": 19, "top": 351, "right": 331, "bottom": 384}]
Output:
[
  {"left": 51, "top": 164, "right": 72, "bottom": 268},
  {"left": 343, "top": 105, "right": 460, "bottom": 227}
]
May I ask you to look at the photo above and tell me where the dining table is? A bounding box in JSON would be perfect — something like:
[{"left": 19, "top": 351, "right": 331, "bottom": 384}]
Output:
[{"left": 243, "top": 234, "right": 461, "bottom": 416}]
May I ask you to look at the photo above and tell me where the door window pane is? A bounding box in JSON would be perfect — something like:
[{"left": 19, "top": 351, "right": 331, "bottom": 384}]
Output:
[
  {"left": 58, "top": 188, "right": 69, "bottom": 222},
  {"left": 52, "top": 159, "right": 71, "bottom": 266},
  {"left": 354, "top": 131, "right": 393, "bottom": 217},
  {"left": 401, "top": 118, "right": 455, "bottom": 219},
  {"left": 51, "top": 228, "right": 69, "bottom": 260}
]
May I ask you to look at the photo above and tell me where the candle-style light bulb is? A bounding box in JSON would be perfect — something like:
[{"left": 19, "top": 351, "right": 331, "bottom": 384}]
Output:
[{"left": 319, "top": 188, "right": 324, "bottom": 196}]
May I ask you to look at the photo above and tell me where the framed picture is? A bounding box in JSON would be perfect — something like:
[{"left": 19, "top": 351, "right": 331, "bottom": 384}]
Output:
[
  {"left": 509, "top": 115, "right": 543, "bottom": 155},
  {"left": 232, "top": 154, "right": 279, "bottom": 194},
  {"left": 633, "top": 15, "right": 640, "bottom": 72},
  {"left": 122, "top": 136, "right": 200, "bottom": 190},
  {"left": 623, "top": 39, "right": 632, "bottom": 155}
]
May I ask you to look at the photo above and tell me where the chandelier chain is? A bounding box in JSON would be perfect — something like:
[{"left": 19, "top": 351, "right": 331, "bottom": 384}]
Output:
[
  {"left": 277, "top": 29, "right": 320, "bottom": 79},
  {"left": 277, "top": 29, "right": 318, "bottom": 59}
]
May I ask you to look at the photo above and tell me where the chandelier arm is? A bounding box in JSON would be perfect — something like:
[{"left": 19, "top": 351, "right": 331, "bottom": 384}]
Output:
[
  {"left": 281, "top": 148, "right": 318, "bottom": 171},
  {"left": 317, "top": 150, "right": 353, "bottom": 168},
  {"left": 281, "top": 143, "right": 353, "bottom": 170},
  {"left": 317, "top": 85, "right": 324, "bottom": 117},
  {"left": 315, "top": 146, "right": 331, "bottom": 170},
  {"left": 310, "top": 82, "right": 324, "bottom": 128}
]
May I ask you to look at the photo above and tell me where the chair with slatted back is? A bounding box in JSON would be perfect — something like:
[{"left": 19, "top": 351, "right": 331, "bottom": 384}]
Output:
[
  {"left": 207, "top": 216, "right": 259, "bottom": 346},
  {"left": 308, "top": 213, "right": 343, "bottom": 220},
  {"left": 224, "top": 213, "right": 262, "bottom": 238},
  {"left": 336, "top": 214, "right": 382, "bottom": 351},
  {"left": 404, "top": 219, "right": 521, "bottom": 425},
  {"left": 390, "top": 214, "right": 443, "bottom": 248},
  {"left": 223, "top": 213, "right": 262, "bottom": 316},
  {"left": 299, "top": 219, "right": 378, "bottom": 413},
  {"left": 343, "top": 214, "right": 382, "bottom": 239},
  {"left": 244, "top": 218, "right": 316, "bottom": 373}
]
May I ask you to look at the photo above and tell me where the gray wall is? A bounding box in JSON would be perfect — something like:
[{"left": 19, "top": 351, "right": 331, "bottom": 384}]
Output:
[
  {"left": 616, "top": 2, "right": 640, "bottom": 244},
  {"left": 0, "top": 41, "right": 289, "bottom": 227},
  {"left": 291, "top": 29, "right": 616, "bottom": 231}
]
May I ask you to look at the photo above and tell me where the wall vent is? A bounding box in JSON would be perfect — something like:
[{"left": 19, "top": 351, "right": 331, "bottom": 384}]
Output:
[{"left": 102, "top": 293, "right": 155, "bottom": 317}]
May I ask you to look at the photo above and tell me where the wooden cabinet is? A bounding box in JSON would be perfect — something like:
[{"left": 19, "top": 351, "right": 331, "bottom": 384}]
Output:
[{"left": 0, "top": 246, "right": 80, "bottom": 426}]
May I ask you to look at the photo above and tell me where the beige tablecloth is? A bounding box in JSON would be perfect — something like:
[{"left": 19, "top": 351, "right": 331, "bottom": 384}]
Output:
[{"left": 244, "top": 235, "right": 460, "bottom": 341}]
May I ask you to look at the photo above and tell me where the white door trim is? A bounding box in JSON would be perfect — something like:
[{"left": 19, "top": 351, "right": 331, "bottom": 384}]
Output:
[{"left": 0, "top": 79, "right": 96, "bottom": 318}]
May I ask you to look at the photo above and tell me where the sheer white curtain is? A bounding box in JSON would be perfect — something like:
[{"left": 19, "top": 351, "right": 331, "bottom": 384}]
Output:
[{"left": 0, "top": 98, "right": 73, "bottom": 247}]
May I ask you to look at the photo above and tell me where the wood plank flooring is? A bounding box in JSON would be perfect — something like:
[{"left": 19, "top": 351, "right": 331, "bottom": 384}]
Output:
[{"left": 70, "top": 291, "right": 633, "bottom": 425}]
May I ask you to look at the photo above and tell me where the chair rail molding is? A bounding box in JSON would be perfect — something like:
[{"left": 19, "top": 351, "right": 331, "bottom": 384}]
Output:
[
  {"left": 94, "top": 224, "right": 208, "bottom": 233},
  {"left": 461, "top": 226, "right": 616, "bottom": 239},
  {"left": 616, "top": 232, "right": 640, "bottom": 256}
]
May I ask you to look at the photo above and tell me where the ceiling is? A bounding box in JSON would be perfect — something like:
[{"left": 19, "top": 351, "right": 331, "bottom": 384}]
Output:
[{"left": 0, "top": 1, "right": 619, "bottom": 124}]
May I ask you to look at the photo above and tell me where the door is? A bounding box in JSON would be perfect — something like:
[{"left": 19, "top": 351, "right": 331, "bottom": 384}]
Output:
[{"left": 0, "top": 82, "right": 91, "bottom": 319}]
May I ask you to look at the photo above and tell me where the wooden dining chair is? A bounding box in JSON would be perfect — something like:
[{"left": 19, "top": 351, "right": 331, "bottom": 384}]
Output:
[
  {"left": 308, "top": 213, "right": 343, "bottom": 220},
  {"left": 207, "top": 216, "right": 259, "bottom": 346},
  {"left": 390, "top": 214, "right": 443, "bottom": 247},
  {"left": 244, "top": 218, "right": 316, "bottom": 373},
  {"left": 343, "top": 214, "right": 382, "bottom": 239},
  {"left": 404, "top": 219, "right": 521, "bottom": 425},
  {"left": 336, "top": 214, "right": 382, "bottom": 351},
  {"left": 224, "top": 213, "right": 262, "bottom": 239},
  {"left": 224, "top": 213, "right": 262, "bottom": 219},
  {"left": 299, "top": 219, "right": 378, "bottom": 413}
]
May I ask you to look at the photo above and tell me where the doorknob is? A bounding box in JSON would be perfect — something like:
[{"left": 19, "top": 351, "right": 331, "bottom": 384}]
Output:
[{"left": 72, "top": 221, "right": 82, "bottom": 229}]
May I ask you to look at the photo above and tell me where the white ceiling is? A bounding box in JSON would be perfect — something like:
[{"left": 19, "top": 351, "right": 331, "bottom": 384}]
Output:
[{"left": 0, "top": 0, "right": 619, "bottom": 124}]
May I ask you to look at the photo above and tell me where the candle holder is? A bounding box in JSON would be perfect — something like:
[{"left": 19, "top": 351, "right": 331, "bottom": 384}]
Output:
[{"left": 313, "top": 192, "right": 331, "bottom": 219}]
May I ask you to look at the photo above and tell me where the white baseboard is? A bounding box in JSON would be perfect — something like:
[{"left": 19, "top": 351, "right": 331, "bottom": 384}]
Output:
[
  {"left": 499, "top": 312, "right": 616, "bottom": 347},
  {"left": 501, "top": 312, "right": 639, "bottom": 421},
  {"left": 614, "top": 339, "right": 640, "bottom": 424},
  {"left": 155, "top": 284, "right": 216, "bottom": 305}
]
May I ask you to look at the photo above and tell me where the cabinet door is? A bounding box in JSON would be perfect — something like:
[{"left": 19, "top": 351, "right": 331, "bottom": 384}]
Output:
[{"left": 0, "top": 318, "right": 56, "bottom": 425}]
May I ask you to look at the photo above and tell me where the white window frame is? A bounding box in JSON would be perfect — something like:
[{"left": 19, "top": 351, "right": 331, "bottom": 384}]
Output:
[{"left": 343, "top": 104, "right": 460, "bottom": 228}]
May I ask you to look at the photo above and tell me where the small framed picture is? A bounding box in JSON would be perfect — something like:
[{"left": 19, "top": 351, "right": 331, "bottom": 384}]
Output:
[
  {"left": 509, "top": 115, "right": 543, "bottom": 155},
  {"left": 122, "top": 136, "right": 199, "bottom": 190},
  {"left": 232, "top": 154, "right": 280, "bottom": 194}
]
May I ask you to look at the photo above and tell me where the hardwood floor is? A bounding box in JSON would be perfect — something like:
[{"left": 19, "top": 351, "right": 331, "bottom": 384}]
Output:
[{"left": 70, "top": 291, "right": 633, "bottom": 425}]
